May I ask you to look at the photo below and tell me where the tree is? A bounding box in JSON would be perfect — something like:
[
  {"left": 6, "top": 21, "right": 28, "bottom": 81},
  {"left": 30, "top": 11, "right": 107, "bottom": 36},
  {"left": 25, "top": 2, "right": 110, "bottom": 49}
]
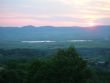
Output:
[
  {"left": 28, "top": 47, "right": 92, "bottom": 83},
  {"left": 0, "top": 69, "right": 21, "bottom": 83}
]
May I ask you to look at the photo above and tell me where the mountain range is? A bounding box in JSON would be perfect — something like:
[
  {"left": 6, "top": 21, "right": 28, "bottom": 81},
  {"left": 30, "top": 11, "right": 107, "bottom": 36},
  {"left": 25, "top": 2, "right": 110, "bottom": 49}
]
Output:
[{"left": 0, "top": 25, "right": 110, "bottom": 42}]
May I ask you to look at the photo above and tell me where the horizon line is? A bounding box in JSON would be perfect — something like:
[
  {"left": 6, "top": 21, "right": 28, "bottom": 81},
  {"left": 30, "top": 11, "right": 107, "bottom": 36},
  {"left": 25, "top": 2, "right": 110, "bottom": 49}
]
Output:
[{"left": 0, "top": 24, "right": 110, "bottom": 28}]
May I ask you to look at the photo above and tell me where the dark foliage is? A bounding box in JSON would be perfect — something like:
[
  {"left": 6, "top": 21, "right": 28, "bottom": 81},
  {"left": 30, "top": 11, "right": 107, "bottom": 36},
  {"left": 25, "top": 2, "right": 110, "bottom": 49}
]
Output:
[{"left": 0, "top": 47, "right": 110, "bottom": 83}]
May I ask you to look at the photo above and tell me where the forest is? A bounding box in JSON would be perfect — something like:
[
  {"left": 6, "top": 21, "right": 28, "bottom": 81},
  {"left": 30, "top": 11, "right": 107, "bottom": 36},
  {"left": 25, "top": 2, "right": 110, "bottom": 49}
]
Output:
[{"left": 0, "top": 47, "right": 110, "bottom": 83}]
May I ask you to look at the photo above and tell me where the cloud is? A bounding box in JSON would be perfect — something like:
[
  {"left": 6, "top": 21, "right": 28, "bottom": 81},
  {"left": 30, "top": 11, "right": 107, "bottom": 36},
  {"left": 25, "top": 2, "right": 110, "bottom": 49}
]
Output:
[
  {"left": 0, "top": 0, "right": 110, "bottom": 26},
  {"left": 95, "top": 18, "right": 110, "bottom": 25}
]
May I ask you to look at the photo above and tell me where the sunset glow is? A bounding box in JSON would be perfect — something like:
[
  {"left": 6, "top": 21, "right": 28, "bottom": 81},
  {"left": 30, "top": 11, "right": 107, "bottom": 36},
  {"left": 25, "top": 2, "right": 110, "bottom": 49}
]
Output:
[
  {"left": 0, "top": 0, "right": 110, "bottom": 27},
  {"left": 87, "top": 22, "right": 96, "bottom": 27}
]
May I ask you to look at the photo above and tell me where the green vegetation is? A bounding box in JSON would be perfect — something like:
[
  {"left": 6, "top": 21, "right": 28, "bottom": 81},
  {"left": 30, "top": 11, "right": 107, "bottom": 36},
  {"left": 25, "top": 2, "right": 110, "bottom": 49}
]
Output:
[{"left": 0, "top": 47, "right": 110, "bottom": 83}]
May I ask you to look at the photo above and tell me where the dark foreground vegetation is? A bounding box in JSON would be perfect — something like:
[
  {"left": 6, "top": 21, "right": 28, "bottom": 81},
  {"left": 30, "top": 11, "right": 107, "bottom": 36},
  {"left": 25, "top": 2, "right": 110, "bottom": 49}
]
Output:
[{"left": 0, "top": 47, "right": 110, "bottom": 83}]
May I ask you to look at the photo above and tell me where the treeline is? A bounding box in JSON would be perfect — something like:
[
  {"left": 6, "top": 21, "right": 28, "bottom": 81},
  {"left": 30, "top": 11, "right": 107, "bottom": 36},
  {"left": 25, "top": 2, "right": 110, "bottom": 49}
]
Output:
[
  {"left": 0, "top": 48, "right": 53, "bottom": 57},
  {"left": 0, "top": 48, "right": 55, "bottom": 64},
  {"left": 0, "top": 47, "right": 110, "bottom": 83}
]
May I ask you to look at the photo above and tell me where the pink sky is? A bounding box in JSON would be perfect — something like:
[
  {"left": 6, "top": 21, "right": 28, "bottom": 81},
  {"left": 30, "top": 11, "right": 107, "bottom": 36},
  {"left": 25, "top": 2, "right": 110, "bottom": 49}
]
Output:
[{"left": 0, "top": 0, "right": 110, "bottom": 27}]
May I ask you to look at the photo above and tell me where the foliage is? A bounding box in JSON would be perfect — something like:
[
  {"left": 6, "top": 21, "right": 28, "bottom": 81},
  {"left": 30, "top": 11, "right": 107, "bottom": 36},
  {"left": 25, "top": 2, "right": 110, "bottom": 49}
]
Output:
[{"left": 0, "top": 47, "right": 110, "bottom": 83}]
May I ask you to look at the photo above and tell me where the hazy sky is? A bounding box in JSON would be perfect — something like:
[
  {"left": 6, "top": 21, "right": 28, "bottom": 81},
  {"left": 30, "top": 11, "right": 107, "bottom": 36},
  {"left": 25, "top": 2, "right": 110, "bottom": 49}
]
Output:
[{"left": 0, "top": 0, "right": 110, "bottom": 27}]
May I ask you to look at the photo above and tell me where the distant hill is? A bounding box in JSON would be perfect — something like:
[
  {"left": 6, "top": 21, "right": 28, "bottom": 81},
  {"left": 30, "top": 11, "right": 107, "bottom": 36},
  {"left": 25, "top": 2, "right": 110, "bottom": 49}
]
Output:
[{"left": 0, "top": 25, "right": 110, "bottom": 42}]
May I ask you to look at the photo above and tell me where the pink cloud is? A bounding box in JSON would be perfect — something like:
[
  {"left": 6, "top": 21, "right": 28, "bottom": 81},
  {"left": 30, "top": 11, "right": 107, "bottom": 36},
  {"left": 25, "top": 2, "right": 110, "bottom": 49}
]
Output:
[{"left": 0, "top": 18, "right": 80, "bottom": 27}]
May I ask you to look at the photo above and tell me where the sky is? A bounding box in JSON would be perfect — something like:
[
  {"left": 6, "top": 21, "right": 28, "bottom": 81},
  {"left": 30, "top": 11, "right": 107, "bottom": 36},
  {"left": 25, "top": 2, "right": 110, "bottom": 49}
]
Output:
[{"left": 0, "top": 0, "right": 110, "bottom": 27}]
